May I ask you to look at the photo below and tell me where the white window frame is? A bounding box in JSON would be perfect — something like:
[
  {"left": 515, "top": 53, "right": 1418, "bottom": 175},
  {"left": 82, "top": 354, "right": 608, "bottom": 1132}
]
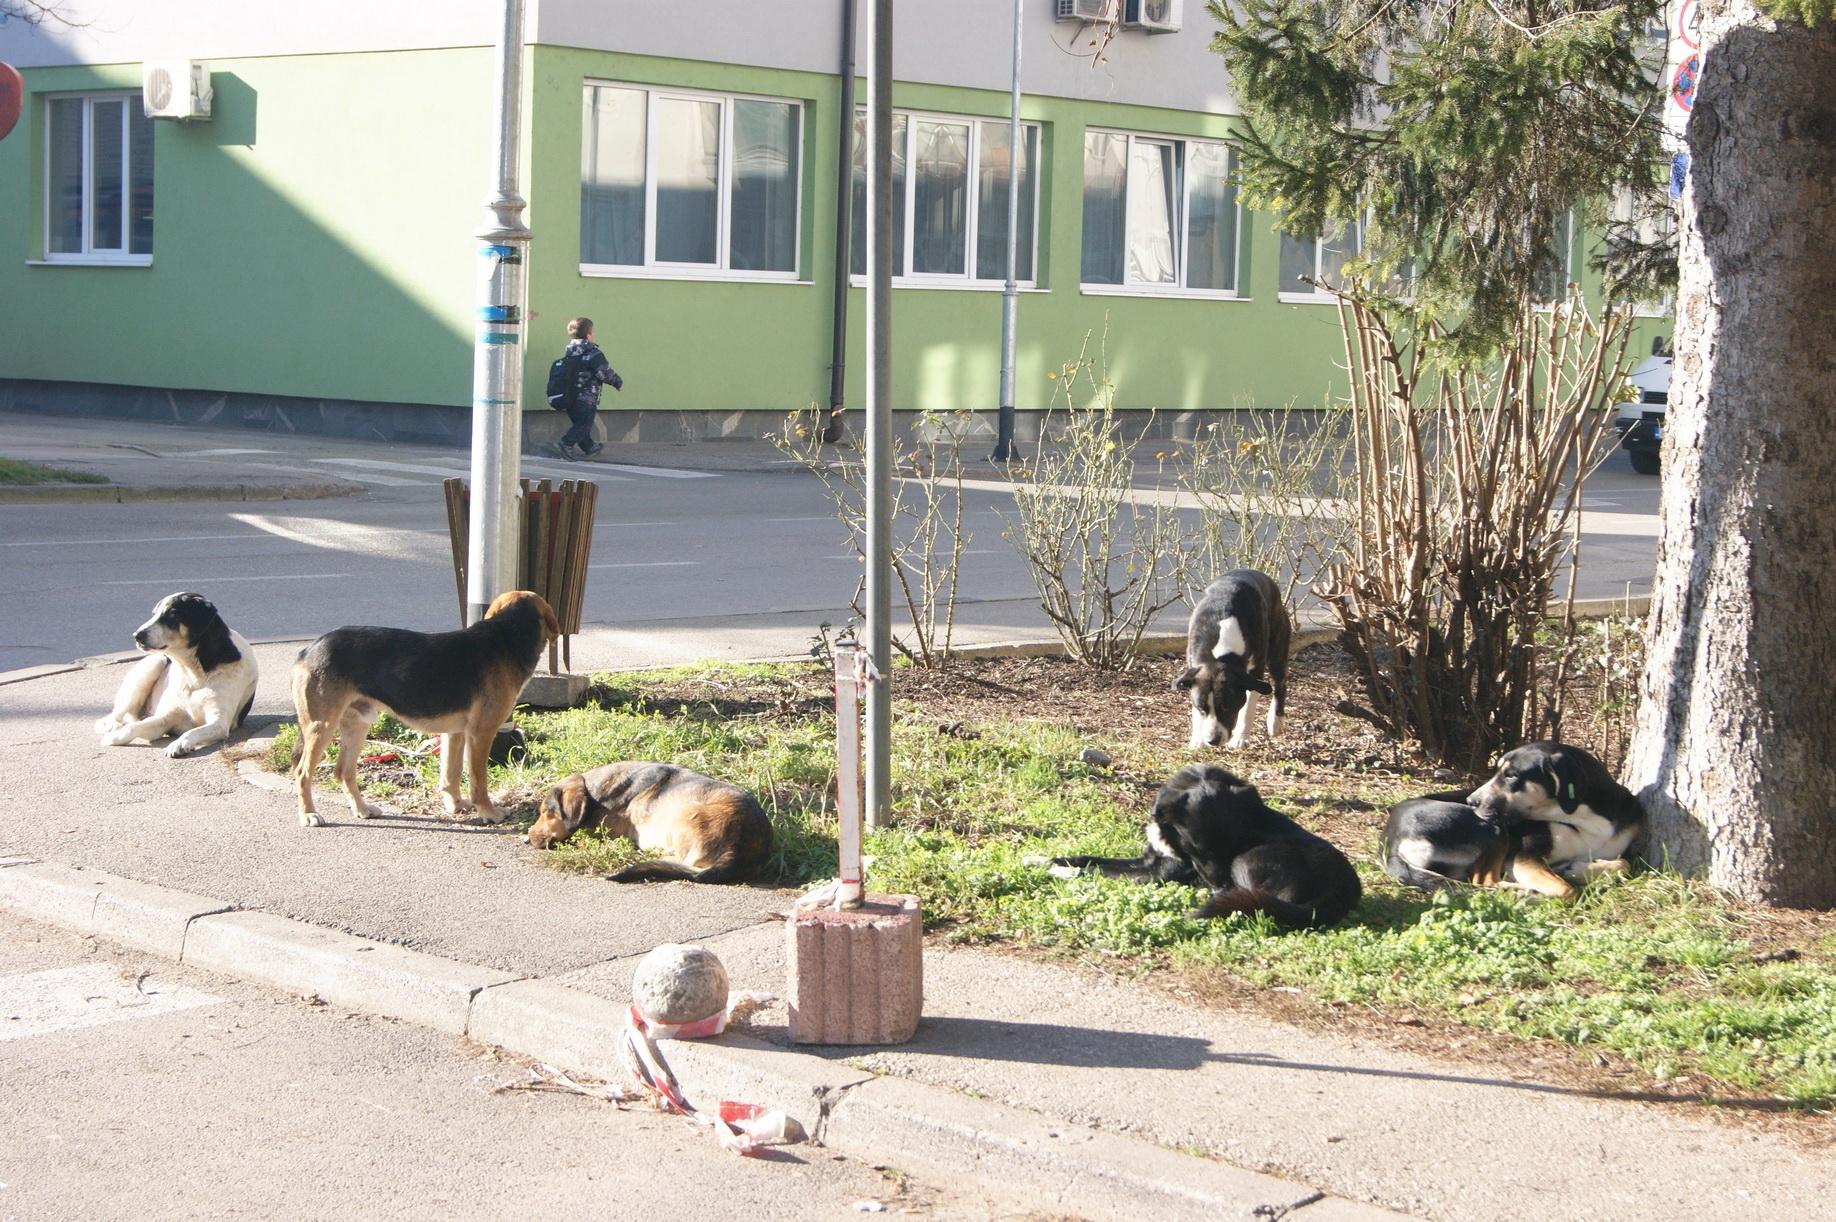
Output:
[
  {"left": 1277, "top": 217, "right": 1363, "bottom": 304},
  {"left": 1533, "top": 209, "right": 1575, "bottom": 308},
  {"left": 41, "top": 91, "right": 152, "bottom": 267},
  {"left": 1611, "top": 187, "right": 1675, "bottom": 318},
  {"left": 579, "top": 81, "right": 804, "bottom": 284},
  {"left": 1078, "top": 127, "right": 1244, "bottom": 300},
  {"left": 851, "top": 107, "right": 1044, "bottom": 291}
]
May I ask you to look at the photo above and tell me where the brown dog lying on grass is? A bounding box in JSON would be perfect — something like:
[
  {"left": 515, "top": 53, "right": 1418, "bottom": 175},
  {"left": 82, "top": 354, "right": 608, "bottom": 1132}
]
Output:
[{"left": 527, "top": 761, "right": 774, "bottom": 884}]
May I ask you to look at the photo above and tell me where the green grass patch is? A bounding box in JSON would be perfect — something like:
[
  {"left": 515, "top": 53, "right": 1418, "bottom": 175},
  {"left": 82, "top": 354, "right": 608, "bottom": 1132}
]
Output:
[
  {"left": 0, "top": 456, "right": 109, "bottom": 485},
  {"left": 271, "top": 658, "right": 1836, "bottom": 1107}
]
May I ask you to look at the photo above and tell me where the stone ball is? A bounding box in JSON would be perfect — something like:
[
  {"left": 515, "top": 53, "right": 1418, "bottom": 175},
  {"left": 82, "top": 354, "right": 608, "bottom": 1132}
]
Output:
[{"left": 631, "top": 943, "right": 730, "bottom": 1026}]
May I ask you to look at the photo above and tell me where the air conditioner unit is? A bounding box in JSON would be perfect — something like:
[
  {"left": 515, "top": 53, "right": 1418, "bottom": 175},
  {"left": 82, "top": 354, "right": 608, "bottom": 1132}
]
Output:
[
  {"left": 1127, "top": 0, "right": 1183, "bottom": 32},
  {"left": 1056, "top": 0, "right": 1120, "bottom": 23},
  {"left": 142, "top": 61, "right": 212, "bottom": 120}
]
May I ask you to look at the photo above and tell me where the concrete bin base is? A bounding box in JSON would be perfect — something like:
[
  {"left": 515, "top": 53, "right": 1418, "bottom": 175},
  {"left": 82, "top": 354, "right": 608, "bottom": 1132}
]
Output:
[
  {"left": 787, "top": 893, "right": 922, "bottom": 1045},
  {"left": 519, "top": 672, "right": 590, "bottom": 709}
]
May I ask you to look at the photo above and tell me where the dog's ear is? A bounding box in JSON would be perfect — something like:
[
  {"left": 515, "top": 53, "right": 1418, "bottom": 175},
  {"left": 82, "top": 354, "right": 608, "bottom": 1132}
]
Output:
[
  {"left": 189, "top": 602, "right": 240, "bottom": 673},
  {"left": 1172, "top": 665, "right": 1200, "bottom": 692},
  {"left": 1242, "top": 675, "right": 1273, "bottom": 695},
  {"left": 1548, "top": 751, "right": 1584, "bottom": 814},
  {"left": 557, "top": 773, "right": 596, "bottom": 831}
]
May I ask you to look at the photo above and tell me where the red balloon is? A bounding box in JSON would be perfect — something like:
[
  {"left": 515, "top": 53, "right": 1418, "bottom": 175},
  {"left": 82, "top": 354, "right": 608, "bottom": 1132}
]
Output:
[{"left": 0, "top": 63, "right": 23, "bottom": 143}]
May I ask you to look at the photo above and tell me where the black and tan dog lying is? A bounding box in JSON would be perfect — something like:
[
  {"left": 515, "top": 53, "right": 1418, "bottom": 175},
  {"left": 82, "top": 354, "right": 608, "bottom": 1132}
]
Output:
[
  {"left": 1044, "top": 764, "right": 1361, "bottom": 929},
  {"left": 527, "top": 762, "right": 774, "bottom": 884},
  {"left": 291, "top": 590, "right": 559, "bottom": 828},
  {"left": 1383, "top": 741, "right": 1645, "bottom": 898}
]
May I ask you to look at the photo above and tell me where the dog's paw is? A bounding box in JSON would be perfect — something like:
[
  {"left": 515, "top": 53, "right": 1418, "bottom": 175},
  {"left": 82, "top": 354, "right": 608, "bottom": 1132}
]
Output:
[
  {"left": 298, "top": 811, "right": 325, "bottom": 828},
  {"left": 441, "top": 793, "right": 473, "bottom": 816},
  {"left": 1020, "top": 854, "right": 1051, "bottom": 869},
  {"left": 102, "top": 727, "right": 137, "bottom": 747},
  {"left": 349, "top": 800, "right": 383, "bottom": 820},
  {"left": 1225, "top": 733, "right": 1247, "bottom": 750},
  {"left": 164, "top": 740, "right": 192, "bottom": 759},
  {"left": 1046, "top": 863, "right": 1082, "bottom": 881},
  {"left": 93, "top": 715, "right": 126, "bottom": 735},
  {"left": 469, "top": 805, "right": 508, "bottom": 826}
]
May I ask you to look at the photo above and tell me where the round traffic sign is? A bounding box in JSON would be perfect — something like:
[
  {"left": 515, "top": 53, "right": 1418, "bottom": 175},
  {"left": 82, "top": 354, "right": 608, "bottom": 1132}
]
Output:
[
  {"left": 0, "top": 63, "right": 23, "bottom": 143},
  {"left": 1672, "top": 54, "right": 1699, "bottom": 113}
]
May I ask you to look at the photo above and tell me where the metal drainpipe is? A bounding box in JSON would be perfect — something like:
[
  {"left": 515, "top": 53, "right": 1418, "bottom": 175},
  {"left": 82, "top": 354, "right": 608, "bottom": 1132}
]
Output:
[
  {"left": 467, "top": 0, "right": 530, "bottom": 626},
  {"left": 823, "top": 0, "right": 857, "bottom": 445},
  {"left": 991, "top": 0, "right": 1023, "bottom": 463}
]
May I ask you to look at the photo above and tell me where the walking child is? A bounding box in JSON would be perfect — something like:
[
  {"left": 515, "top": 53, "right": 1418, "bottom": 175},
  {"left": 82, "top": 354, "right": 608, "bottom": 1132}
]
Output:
[{"left": 550, "top": 316, "right": 623, "bottom": 460}]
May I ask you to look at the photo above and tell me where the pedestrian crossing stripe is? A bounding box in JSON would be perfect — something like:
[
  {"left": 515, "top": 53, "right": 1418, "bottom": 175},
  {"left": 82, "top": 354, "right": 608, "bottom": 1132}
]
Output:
[{"left": 0, "top": 964, "right": 221, "bottom": 1042}]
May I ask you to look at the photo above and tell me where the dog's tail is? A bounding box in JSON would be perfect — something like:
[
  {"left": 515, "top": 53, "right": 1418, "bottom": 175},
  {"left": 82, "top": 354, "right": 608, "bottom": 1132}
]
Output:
[{"left": 1191, "top": 887, "right": 1350, "bottom": 931}]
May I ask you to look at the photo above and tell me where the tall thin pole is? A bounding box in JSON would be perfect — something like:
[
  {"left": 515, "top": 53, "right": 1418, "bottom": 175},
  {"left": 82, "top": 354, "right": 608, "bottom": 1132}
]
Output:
[
  {"left": 864, "top": 0, "right": 893, "bottom": 829},
  {"left": 467, "top": 0, "right": 530, "bottom": 624},
  {"left": 992, "top": 0, "right": 1023, "bottom": 463},
  {"left": 823, "top": 0, "right": 857, "bottom": 445}
]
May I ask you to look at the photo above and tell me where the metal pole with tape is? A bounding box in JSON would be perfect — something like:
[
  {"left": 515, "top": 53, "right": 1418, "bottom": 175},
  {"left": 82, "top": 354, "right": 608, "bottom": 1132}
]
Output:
[
  {"left": 863, "top": 0, "right": 893, "bottom": 829},
  {"left": 991, "top": 0, "right": 1024, "bottom": 464},
  {"left": 832, "top": 640, "right": 874, "bottom": 909},
  {"left": 466, "top": 0, "right": 530, "bottom": 625}
]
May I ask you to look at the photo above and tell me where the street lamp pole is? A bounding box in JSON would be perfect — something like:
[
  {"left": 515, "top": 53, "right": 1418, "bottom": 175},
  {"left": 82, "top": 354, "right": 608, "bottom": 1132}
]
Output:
[
  {"left": 864, "top": 0, "right": 893, "bottom": 829},
  {"left": 466, "top": 0, "right": 530, "bottom": 625},
  {"left": 991, "top": 0, "right": 1023, "bottom": 464}
]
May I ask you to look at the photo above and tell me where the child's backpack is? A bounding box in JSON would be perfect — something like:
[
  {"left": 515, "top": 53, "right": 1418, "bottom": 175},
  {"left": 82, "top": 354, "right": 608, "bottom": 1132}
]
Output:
[{"left": 545, "top": 351, "right": 580, "bottom": 411}]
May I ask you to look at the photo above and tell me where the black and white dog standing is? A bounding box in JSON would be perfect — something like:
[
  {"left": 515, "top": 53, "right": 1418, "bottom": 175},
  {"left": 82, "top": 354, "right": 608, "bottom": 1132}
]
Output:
[
  {"left": 1175, "top": 569, "right": 1291, "bottom": 749},
  {"left": 1045, "top": 765, "right": 1361, "bottom": 929},
  {"left": 95, "top": 593, "right": 259, "bottom": 758}
]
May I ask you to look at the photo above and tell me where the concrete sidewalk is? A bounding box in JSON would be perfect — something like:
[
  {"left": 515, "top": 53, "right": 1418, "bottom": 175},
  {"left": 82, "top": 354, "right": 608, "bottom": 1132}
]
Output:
[{"left": 2, "top": 647, "right": 1829, "bottom": 1221}]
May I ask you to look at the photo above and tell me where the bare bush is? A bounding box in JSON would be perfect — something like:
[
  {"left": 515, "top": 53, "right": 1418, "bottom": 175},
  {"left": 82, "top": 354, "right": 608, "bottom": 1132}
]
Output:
[
  {"left": 1174, "top": 400, "right": 1354, "bottom": 606},
  {"left": 1318, "top": 289, "right": 1634, "bottom": 769},
  {"left": 1004, "top": 334, "right": 1189, "bottom": 669},
  {"left": 772, "top": 408, "right": 972, "bottom": 668}
]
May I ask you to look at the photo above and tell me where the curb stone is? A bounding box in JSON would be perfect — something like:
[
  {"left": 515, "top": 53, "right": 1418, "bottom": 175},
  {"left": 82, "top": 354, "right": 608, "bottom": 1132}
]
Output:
[
  {"left": 0, "top": 481, "right": 363, "bottom": 505},
  {"left": 0, "top": 863, "right": 1403, "bottom": 1221}
]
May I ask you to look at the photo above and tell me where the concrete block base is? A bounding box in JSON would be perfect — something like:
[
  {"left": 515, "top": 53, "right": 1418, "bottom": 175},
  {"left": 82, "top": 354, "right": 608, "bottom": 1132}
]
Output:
[
  {"left": 519, "top": 671, "right": 590, "bottom": 709},
  {"left": 787, "top": 893, "right": 922, "bottom": 1045}
]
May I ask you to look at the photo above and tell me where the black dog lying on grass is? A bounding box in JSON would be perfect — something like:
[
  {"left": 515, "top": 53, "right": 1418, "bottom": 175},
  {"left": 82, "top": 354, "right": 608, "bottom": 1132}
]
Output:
[{"left": 1042, "top": 764, "right": 1362, "bottom": 930}]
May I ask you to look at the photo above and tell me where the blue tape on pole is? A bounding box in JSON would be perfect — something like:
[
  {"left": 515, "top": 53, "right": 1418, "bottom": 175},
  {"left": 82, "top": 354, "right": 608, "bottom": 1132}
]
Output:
[
  {"left": 479, "top": 332, "right": 520, "bottom": 345},
  {"left": 477, "top": 304, "right": 521, "bottom": 321}
]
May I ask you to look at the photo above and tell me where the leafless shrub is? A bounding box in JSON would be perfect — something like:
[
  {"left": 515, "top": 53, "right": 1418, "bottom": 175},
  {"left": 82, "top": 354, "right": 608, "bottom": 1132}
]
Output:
[
  {"left": 771, "top": 408, "right": 972, "bottom": 668},
  {"left": 1004, "top": 333, "right": 1189, "bottom": 669},
  {"left": 1317, "top": 288, "right": 1634, "bottom": 769},
  {"left": 1173, "top": 399, "right": 1354, "bottom": 606}
]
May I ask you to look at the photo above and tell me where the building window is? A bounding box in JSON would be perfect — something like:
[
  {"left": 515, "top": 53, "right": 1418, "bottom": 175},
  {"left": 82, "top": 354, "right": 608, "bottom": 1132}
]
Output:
[
  {"left": 850, "top": 110, "right": 1040, "bottom": 285},
  {"left": 1533, "top": 210, "right": 1574, "bottom": 303},
  {"left": 580, "top": 83, "right": 802, "bottom": 278},
  {"left": 1081, "top": 129, "right": 1239, "bottom": 295},
  {"left": 1609, "top": 188, "right": 1674, "bottom": 316},
  {"left": 1278, "top": 219, "right": 1362, "bottom": 299},
  {"left": 44, "top": 93, "right": 154, "bottom": 262}
]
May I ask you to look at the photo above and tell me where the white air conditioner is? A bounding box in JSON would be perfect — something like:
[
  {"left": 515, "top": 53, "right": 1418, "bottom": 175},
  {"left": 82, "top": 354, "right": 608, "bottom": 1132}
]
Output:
[
  {"left": 142, "top": 60, "right": 212, "bottom": 120},
  {"left": 1127, "top": 0, "right": 1183, "bottom": 32},
  {"left": 1056, "top": 0, "right": 1121, "bottom": 22}
]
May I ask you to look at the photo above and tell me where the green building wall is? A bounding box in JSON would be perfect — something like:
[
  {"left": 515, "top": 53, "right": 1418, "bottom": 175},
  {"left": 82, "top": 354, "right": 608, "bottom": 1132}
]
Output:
[{"left": 1, "top": 45, "right": 1657, "bottom": 424}]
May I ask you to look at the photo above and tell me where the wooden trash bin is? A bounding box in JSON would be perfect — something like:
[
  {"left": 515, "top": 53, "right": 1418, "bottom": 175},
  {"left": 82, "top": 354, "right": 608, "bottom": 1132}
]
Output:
[{"left": 443, "top": 477, "right": 597, "bottom": 674}]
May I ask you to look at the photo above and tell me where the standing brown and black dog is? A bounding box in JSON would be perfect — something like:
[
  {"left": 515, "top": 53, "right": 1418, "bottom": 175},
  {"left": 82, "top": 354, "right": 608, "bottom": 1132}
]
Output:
[
  {"left": 527, "top": 761, "right": 773, "bottom": 884},
  {"left": 291, "top": 590, "right": 559, "bottom": 828}
]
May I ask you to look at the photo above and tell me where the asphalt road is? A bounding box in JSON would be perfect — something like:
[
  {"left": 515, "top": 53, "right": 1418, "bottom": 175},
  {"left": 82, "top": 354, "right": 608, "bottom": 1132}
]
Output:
[
  {"left": 0, "top": 415, "right": 1661, "bottom": 671},
  {"left": 0, "top": 910, "right": 1023, "bottom": 1221}
]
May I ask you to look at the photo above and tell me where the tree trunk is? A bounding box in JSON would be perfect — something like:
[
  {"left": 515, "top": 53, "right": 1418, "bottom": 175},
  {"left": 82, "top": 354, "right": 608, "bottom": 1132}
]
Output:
[{"left": 1625, "top": 0, "right": 1836, "bottom": 906}]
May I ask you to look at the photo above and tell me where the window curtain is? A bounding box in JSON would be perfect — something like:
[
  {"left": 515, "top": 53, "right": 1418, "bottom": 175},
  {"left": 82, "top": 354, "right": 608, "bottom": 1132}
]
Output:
[
  {"left": 581, "top": 86, "right": 646, "bottom": 266},
  {"left": 1125, "top": 139, "right": 1178, "bottom": 284},
  {"left": 910, "top": 120, "right": 969, "bottom": 275},
  {"left": 975, "top": 122, "right": 1037, "bottom": 282},
  {"left": 850, "top": 112, "right": 908, "bottom": 276},
  {"left": 730, "top": 99, "right": 798, "bottom": 272},
  {"left": 653, "top": 97, "right": 721, "bottom": 264},
  {"left": 1184, "top": 142, "right": 1235, "bottom": 292},
  {"left": 1081, "top": 131, "right": 1126, "bottom": 284}
]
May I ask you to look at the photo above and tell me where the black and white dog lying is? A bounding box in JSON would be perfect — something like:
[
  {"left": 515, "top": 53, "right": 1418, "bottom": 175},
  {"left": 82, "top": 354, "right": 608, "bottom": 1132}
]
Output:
[
  {"left": 95, "top": 593, "right": 259, "bottom": 758},
  {"left": 1175, "top": 570, "right": 1290, "bottom": 749},
  {"left": 1045, "top": 764, "right": 1361, "bottom": 929},
  {"left": 1383, "top": 742, "right": 1644, "bottom": 898}
]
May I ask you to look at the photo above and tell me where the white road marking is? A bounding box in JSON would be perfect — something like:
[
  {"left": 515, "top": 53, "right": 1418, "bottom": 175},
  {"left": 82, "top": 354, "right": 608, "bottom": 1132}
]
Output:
[
  {"left": 98, "top": 573, "right": 352, "bottom": 586},
  {"left": 183, "top": 448, "right": 275, "bottom": 457},
  {"left": 588, "top": 561, "right": 700, "bottom": 570},
  {"left": 764, "top": 516, "right": 840, "bottom": 523},
  {"left": 311, "top": 457, "right": 490, "bottom": 480},
  {"left": 594, "top": 463, "right": 717, "bottom": 480},
  {"left": 0, "top": 534, "right": 258, "bottom": 548},
  {"left": 229, "top": 513, "right": 438, "bottom": 561},
  {"left": 0, "top": 964, "right": 220, "bottom": 1042}
]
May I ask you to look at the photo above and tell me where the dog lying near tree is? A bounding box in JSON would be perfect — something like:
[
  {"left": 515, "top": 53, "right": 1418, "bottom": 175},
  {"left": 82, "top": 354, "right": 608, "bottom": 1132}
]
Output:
[{"left": 95, "top": 593, "right": 258, "bottom": 758}]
